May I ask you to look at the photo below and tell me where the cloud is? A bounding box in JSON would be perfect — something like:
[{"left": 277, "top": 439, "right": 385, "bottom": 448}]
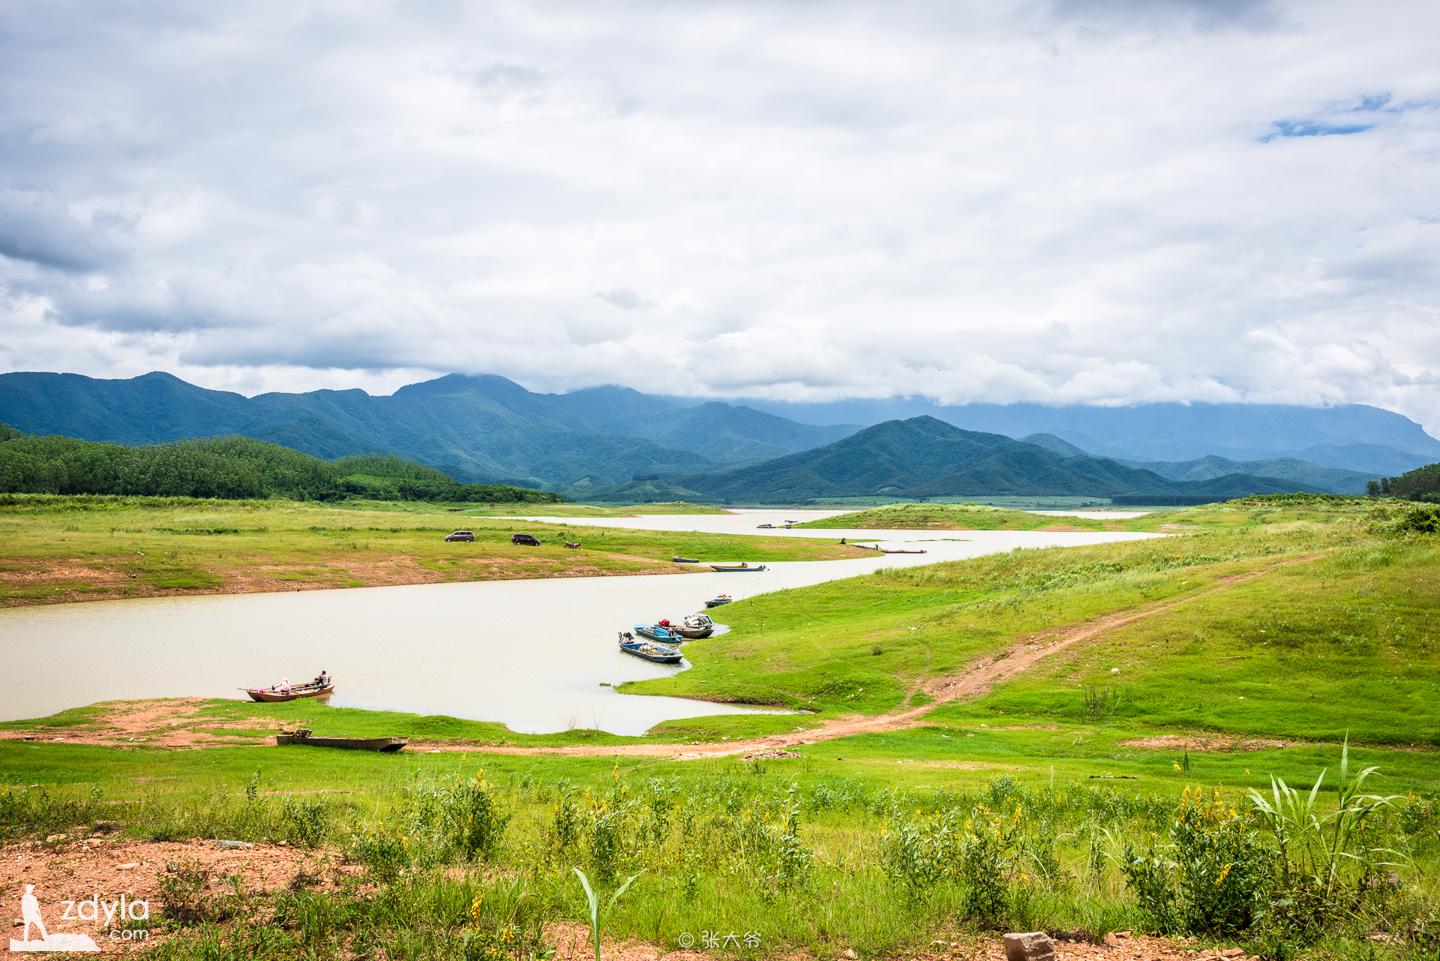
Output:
[
  {"left": 0, "top": 0, "right": 1438, "bottom": 435},
  {"left": 0, "top": 190, "right": 131, "bottom": 272}
]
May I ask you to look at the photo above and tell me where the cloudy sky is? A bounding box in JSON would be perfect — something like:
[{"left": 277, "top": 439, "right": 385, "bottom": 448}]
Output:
[{"left": 2, "top": 0, "right": 1438, "bottom": 429}]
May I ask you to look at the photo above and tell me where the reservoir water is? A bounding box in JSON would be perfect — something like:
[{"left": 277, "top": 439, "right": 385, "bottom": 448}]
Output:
[{"left": 0, "top": 509, "right": 1159, "bottom": 735}]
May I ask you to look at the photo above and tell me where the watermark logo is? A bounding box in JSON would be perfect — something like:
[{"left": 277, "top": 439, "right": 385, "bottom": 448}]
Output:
[{"left": 8, "top": 884, "right": 150, "bottom": 953}]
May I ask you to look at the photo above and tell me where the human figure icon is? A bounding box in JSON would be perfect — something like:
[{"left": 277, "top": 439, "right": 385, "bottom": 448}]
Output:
[{"left": 21, "top": 884, "right": 49, "bottom": 943}]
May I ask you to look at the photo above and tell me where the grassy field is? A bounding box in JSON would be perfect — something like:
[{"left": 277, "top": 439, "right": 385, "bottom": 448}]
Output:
[
  {"left": 0, "top": 495, "right": 863, "bottom": 606},
  {"left": 1, "top": 495, "right": 1436, "bottom": 959},
  {"left": 796, "top": 502, "right": 1136, "bottom": 531}
]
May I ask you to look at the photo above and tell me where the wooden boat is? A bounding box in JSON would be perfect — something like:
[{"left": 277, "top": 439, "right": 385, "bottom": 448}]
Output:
[
  {"left": 618, "top": 632, "right": 682, "bottom": 664},
  {"left": 671, "top": 556, "right": 699, "bottom": 564},
  {"left": 636, "top": 623, "right": 684, "bottom": 644},
  {"left": 880, "top": 548, "right": 928, "bottom": 555},
  {"left": 710, "top": 563, "right": 766, "bottom": 573},
  {"left": 674, "top": 613, "right": 714, "bottom": 639},
  {"left": 704, "top": 594, "right": 733, "bottom": 608},
  {"left": 275, "top": 729, "right": 406, "bottom": 752},
  {"left": 756, "top": 523, "right": 775, "bottom": 529},
  {"left": 245, "top": 683, "right": 333, "bottom": 703}
]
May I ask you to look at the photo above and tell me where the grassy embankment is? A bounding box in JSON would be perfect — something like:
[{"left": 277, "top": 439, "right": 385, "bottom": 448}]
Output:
[
  {"left": 1, "top": 496, "right": 1437, "bottom": 958},
  {"left": 0, "top": 495, "right": 858, "bottom": 606}
]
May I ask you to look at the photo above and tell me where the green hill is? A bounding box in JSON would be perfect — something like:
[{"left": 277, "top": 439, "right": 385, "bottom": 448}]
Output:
[
  {"left": 680, "top": 416, "right": 1318, "bottom": 503},
  {"left": 0, "top": 425, "right": 558, "bottom": 503},
  {"left": 1370, "top": 461, "right": 1440, "bottom": 502},
  {"left": 0, "top": 371, "right": 854, "bottom": 486}
]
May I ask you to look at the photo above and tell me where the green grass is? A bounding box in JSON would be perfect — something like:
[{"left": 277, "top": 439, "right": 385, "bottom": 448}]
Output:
[
  {"left": 0, "top": 495, "right": 863, "bottom": 606},
  {"left": 796, "top": 502, "right": 1140, "bottom": 531},
  {"left": 2, "top": 494, "right": 1436, "bottom": 959}
]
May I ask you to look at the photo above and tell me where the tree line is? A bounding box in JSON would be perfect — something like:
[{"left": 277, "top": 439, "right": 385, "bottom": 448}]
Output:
[
  {"left": 0, "top": 425, "right": 561, "bottom": 503},
  {"left": 1366, "top": 462, "right": 1440, "bottom": 503}
]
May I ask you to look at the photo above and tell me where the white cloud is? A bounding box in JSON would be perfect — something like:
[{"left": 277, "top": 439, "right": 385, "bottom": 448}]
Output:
[{"left": 1, "top": 0, "right": 1438, "bottom": 433}]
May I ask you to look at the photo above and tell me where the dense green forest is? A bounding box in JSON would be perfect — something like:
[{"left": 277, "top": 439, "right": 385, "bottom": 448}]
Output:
[
  {"left": 1368, "top": 461, "right": 1440, "bottom": 502},
  {"left": 0, "top": 425, "right": 561, "bottom": 503}
]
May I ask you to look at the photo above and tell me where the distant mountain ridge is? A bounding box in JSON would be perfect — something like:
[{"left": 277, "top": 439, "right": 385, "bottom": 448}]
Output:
[
  {"left": 738, "top": 397, "right": 1440, "bottom": 474},
  {"left": 671, "top": 416, "right": 1318, "bottom": 503},
  {"left": 0, "top": 369, "right": 1428, "bottom": 496},
  {"left": 0, "top": 371, "right": 853, "bottom": 487}
]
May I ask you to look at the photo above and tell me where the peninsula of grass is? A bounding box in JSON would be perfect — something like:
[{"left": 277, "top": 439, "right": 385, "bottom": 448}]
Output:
[
  {"left": 0, "top": 494, "right": 865, "bottom": 607},
  {"left": 796, "top": 501, "right": 1136, "bottom": 531}
]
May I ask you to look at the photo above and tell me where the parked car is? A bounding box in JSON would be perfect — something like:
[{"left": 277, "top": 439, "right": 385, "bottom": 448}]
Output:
[
  {"left": 511, "top": 533, "right": 540, "bottom": 546},
  {"left": 444, "top": 530, "right": 475, "bottom": 542}
]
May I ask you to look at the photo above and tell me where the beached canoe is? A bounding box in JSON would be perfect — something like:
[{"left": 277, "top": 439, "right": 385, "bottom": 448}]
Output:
[
  {"left": 636, "top": 623, "right": 684, "bottom": 644},
  {"left": 672, "top": 556, "right": 699, "bottom": 563},
  {"left": 674, "top": 613, "right": 714, "bottom": 639},
  {"left": 710, "top": 563, "right": 766, "bottom": 573},
  {"left": 246, "top": 684, "right": 334, "bottom": 703},
  {"left": 275, "top": 729, "right": 406, "bottom": 752},
  {"left": 704, "top": 594, "right": 733, "bottom": 608},
  {"left": 880, "top": 548, "right": 928, "bottom": 554},
  {"left": 618, "top": 633, "right": 682, "bottom": 664}
]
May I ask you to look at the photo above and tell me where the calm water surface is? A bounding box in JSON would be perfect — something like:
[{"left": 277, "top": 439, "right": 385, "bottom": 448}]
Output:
[{"left": 0, "top": 509, "right": 1159, "bottom": 734}]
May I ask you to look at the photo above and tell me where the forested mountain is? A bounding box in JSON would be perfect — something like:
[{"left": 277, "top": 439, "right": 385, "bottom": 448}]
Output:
[
  {"left": 738, "top": 397, "right": 1440, "bottom": 474},
  {"left": 0, "top": 371, "right": 852, "bottom": 486},
  {"left": 677, "top": 417, "right": 1318, "bottom": 503},
  {"left": 0, "top": 425, "right": 558, "bottom": 502},
  {"left": 2, "top": 370, "right": 1432, "bottom": 493}
]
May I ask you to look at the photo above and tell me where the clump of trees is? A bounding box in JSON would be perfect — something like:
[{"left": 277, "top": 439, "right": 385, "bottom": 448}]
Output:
[
  {"left": 1366, "top": 462, "right": 1440, "bottom": 502},
  {"left": 0, "top": 425, "right": 560, "bottom": 504}
]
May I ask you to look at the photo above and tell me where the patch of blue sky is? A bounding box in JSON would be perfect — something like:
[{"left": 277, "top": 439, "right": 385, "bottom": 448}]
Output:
[{"left": 1260, "top": 119, "right": 1374, "bottom": 142}]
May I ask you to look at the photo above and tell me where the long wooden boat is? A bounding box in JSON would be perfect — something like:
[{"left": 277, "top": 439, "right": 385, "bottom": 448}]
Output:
[
  {"left": 618, "top": 633, "right": 682, "bottom": 664},
  {"left": 704, "top": 594, "right": 733, "bottom": 608},
  {"left": 636, "top": 623, "right": 684, "bottom": 644},
  {"left": 674, "top": 614, "right": 714, "bottom": 639},
  {"left": 275, "top": 729, "right": 406, "bottom": 752},
  {"left": 246, "top": 684, "right": 334, "bottom": 703},
  {"left": 671, "top": 556, "right": 699, "bottom": 564},
  {"left": 880, "top": 548, "right": 928, "bottom": 555},
  {"left": 709, "top": 563, "right": 766, "bottom": 573}
]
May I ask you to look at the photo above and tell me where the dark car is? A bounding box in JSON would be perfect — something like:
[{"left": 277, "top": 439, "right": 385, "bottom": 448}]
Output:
[
  {"left": 444, "top": 530, "right": 475, "bottom": 542},
  {"left": 511, "top": 533, "right": 540, "bottom": 546}
]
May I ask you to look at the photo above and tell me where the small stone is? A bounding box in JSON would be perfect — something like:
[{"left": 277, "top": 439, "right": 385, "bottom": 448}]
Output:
[
  {"left": 1103, "top": 933, "right": 1119, "bottom": 947},
  {"left": 117, "top": 862, "right": 140, "bottom": 870},
  {"left": 44, "top": 833, "right": 67, "bottom": 844},
  {"left": 1003, "top": 932, "right": 1055, "bottom": 961},
  {"left": 1221, "top": 950, "right": 1245, "bottom": 959},
  {"left": 215, "top": 839, "right": 254, "bottom": 850},
  {"left": 843, "top": 950, "right": 858, "bottom": 960}
]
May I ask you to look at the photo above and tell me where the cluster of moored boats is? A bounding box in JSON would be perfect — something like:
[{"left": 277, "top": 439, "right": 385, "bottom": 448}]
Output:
[{"left": 617, "top": 584, "right": 740, "bottom": 664}]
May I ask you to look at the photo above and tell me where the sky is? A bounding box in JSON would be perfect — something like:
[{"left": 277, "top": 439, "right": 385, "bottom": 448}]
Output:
[{"left": 1, "top": 0, "right": 1438, "bottom": 432}]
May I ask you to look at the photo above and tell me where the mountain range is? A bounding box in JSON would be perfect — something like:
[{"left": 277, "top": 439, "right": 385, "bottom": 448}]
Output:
[
  {"left": 0, "top": 371, "right": 851, "bottom": 487},
  {"left": 660, "top": 417, "right": 1316, "bottom": 503},
  {"left": 1, "top": 370, "right": 1435, "bottom": 499},
  {"left": 736, "top": 396, "right": 1440, "bottom": 475}
]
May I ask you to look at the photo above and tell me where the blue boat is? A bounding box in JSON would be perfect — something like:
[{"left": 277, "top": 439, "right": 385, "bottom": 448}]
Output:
[
  {"left": 618, "top": 631, "right": 682, "bottom": 664},
  {"left": 704, "top": 594, "right": 733, "bottom": 608},
  {"left": 636, "top": 623, "right": 683, "bottom": 644}
]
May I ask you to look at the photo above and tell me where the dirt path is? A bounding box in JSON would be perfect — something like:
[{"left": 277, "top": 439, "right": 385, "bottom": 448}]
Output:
[{"left": 3, "top": 555, "right": 1322, "bottom": 760}]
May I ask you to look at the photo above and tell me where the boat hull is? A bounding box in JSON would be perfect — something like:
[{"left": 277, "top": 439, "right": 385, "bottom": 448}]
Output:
[
  {"left": 636, "top": 625, "right": 683, "bottom": 644},
  {"left": 247, "top": 685, "right": 334, "bottom": 703},
  {"left": 709, "top": 565, "right": 766, "bottom": 573},
  {"left": 620, "top": 641, "right": 682, "bottom": 664},
  {"left": 275, "top": 734, "right": 406, "bottom": 752}
]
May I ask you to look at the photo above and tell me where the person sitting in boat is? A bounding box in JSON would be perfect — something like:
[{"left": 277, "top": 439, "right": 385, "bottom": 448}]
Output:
[
  {"left": 278, "top": 677, "right": 292, "bottom": 694},
  {"left": 658, "top": 618, "right": 671, "bottom": 627},
  {"left": 312, "top": 670, "right": 330, "bottom": 689}
]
